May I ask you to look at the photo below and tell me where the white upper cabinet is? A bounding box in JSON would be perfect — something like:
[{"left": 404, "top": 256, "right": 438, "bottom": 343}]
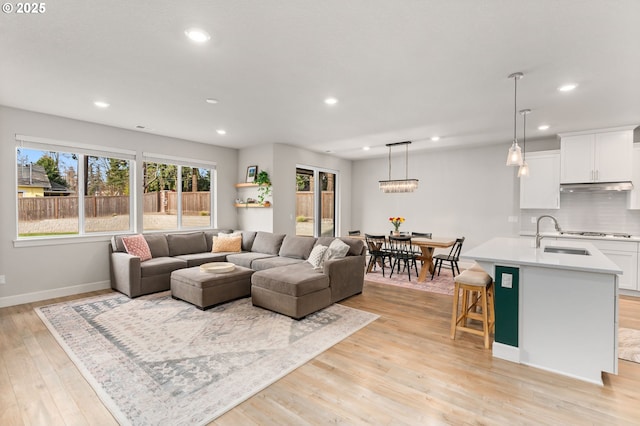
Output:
[
  {"left": 560, "top": 127, "right": 634, "bottom": 184},
  {"left": 520, "top": 151, "right": 560, "bottom": 209}
]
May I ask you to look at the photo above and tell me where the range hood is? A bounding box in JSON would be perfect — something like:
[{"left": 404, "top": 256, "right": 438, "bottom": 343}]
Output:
[{"left": 560, "top": 181, "right": 634, "bottom": 192}]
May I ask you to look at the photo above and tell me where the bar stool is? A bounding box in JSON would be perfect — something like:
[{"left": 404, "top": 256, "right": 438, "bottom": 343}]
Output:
[{"left": 450, "top": 269, "right": 495, "bottom": 349}]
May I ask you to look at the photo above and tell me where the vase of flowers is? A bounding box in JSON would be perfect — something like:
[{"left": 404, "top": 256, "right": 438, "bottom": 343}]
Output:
[{"left": 389, "top": 216, "right": 405, "bottom": 235}]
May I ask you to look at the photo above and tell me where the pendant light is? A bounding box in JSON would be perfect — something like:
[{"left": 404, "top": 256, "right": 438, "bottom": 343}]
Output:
[
  {"left": 379, "top": 141, "right": 419, "bottom": 193},
  {"left": 506, "top": 72, "right": 524, "bottom": 166},
  {"left": 518, "top": 109, "right": 531, "bottom": 177}
]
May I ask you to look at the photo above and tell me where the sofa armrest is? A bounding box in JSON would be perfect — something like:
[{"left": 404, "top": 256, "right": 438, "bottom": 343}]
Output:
[
  {"left": 323, "top": 255, "right": 365, "bottom": 303},
  {"left": 110, "top": 251, "right": 141, "bottom": 297}
]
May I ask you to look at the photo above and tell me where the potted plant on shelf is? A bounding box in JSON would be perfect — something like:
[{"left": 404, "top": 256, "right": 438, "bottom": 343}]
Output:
[{"left": 255, "top": 170, "right": 272, "bottom": 206}]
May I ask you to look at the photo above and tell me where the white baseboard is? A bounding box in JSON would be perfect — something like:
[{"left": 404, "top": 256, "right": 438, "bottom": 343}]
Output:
[
  {"left": 0, "top": 280, "right": 111, "bottom": 308},
  {"left": 492, "top": 342, "right": 520, "bottom": 363}
]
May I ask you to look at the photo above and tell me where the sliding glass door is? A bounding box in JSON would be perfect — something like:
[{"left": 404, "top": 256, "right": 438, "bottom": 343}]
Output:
[{"left": 296, "top": 167, "right": 337, "bottom": 237}]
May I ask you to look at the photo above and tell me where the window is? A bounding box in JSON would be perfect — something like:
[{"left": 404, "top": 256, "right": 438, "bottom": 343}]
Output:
[
  {"left": 16, "top": 136, "right": 134, "bottom": 239},
  {"left": 17, "top": 148, "right": 79, "bottom": 236},
  {"left": 142, "top": 154, "right": 215, "bottom": 232},
  {"left": 15, "top": 137, "right": 216, "bottom": 240}
]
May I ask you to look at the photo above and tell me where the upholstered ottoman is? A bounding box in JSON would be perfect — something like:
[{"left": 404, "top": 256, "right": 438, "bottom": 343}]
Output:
[
  {"left": 251, "top": 263, "right": 331, "bottom": 319},
  {"left": 171, "top": 264, "right": 254, "bottom": 310}
]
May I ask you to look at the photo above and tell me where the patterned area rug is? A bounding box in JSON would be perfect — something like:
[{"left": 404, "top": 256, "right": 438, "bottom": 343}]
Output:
[
  {"left": 365, "top": 266, "right": 455, "bottom": 295},
  {"left": 35, "top": 292, "right": 378, "bottom": 426},
  {"left": 619, "top": 328, "right": 640, "bottom": 363}
]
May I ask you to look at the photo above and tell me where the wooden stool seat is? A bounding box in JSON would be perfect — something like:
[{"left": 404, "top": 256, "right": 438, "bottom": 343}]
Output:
[{"left": 451, "top": 270, "right": 495, "bottom": 349}]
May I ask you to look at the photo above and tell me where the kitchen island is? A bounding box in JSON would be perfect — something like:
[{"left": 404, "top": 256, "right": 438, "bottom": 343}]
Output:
[{"left": 463, "top": 237, "right": 622, "bottom": 385}]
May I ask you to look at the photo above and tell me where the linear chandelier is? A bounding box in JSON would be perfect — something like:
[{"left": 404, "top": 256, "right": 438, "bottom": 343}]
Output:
[{"left": 379, "top": 141, "right": 419, "bottom": 193}]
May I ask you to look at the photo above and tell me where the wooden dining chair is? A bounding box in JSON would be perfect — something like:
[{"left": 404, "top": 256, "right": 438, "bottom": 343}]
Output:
[
  {"left": 432, "top": 237, "right": 465, "bottom": 279},
  {"left": 364, "top": 234, "right": 392, "bottom": 277},
  {"left": 388, "top": 235, "right": 419, "bottom": 281}
]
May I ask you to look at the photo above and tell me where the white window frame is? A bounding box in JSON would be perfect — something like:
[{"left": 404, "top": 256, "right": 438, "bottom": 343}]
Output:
[
  {"left": 14, "top": 135, "right": 136, "bottom": 246},
  {"left": 141, "top": 153, "right": 217, "bottom": 232}
]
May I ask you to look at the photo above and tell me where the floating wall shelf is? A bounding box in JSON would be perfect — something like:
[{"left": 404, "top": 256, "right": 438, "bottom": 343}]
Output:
[
  {"left": 234, "top": 182, "right": 269, "bottom": 188},
  {"left": 234, "top": 203, "right": 270, "bottom": 208}
]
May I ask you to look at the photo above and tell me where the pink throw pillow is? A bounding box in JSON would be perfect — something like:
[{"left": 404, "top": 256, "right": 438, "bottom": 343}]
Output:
[{"left": 122, "top": 235, "right": 152, "bottom": 262}]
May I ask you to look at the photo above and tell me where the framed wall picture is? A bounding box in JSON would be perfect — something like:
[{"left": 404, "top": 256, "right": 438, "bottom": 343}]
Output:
[{"left": 246, "top": 165, "right": 258, "bottom": 183}]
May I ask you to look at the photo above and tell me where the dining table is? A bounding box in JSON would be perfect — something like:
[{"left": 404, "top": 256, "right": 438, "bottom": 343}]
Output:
[
  {"left": 410, "top": 237, "right": 456, "bottom": 282},
  {"left": 355, "top": 235, "right": 456, "bottom": 283}
]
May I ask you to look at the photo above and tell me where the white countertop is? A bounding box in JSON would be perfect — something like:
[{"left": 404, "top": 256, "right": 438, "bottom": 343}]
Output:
[{"left": 463, "top": 237, "right": 622, "bottom": 274}]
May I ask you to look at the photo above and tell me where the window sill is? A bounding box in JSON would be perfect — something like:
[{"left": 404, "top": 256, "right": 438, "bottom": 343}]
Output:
[{"left": 13, "top": 233, "right": 121, "bottom": 248}]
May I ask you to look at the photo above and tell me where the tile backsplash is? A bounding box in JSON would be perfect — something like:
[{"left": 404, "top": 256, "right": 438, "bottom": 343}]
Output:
[{"left": 520, "top": 192, "right": 640, "bottom": 235}]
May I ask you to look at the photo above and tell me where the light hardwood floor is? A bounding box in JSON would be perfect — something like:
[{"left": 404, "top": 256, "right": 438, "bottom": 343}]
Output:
[{"left": 2, "top": 283, "right": 640, "bottom": 425}]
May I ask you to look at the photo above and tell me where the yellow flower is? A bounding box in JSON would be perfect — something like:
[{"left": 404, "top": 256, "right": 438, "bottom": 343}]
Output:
[{"left": 389, "top": 216, "right": 405, "bottom": 230}]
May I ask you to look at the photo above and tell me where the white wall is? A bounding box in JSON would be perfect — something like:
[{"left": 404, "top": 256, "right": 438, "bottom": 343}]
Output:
[
  {"left": 236, "top": 144, "right": 274, "bottom": 231},
  {"left": 0, "top": 106, "right": 238, "bottom": 306},
  {"left": 351, "top": 143, "right": 521, "bottom": 253}
]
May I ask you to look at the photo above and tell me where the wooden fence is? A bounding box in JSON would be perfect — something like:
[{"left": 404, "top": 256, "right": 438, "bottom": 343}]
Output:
[
  {"left": 18, "top": 191, "right": 211, "bottom": 221},
  {"left": 296, "top": 191, "right": 334, "bottom": 220}
]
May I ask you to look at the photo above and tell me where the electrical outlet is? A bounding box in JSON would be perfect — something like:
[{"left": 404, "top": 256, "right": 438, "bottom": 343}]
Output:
[
  {"left": 501, "top": 273, "right": 512, "bottom": 288},
  {"left": 0, "top": 275, "right": 5, "bottom": 285},
  {"left": 508, "top": 216, "right": 518, "bottom": 223},
  {"left": 531, "top": 216, "right": 537, "bottom": 223}
]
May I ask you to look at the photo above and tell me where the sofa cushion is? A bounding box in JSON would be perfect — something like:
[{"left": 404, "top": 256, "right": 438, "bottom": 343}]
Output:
[
  {"left": 143, "top": 234, "right": 170, "bottom": 258},
  {"left": 279, "top": 235, "right": 316, "bottom": 260},
  {"left": 212, "top": 235, "right": 242, "bottom": 253},
  {"left": 204, "top": 229, "right": 235, "bottom": 252},
  {"left": 226, "top": 252, "right": 276, "bottom": 269},
  {"left": 140, "top": 257, "right": 187, "bottom": 278},
  {"left": 167, "top": 232, "right": 207, "bottom": 256},
  {"left": 316, "top": 237, "right": 365, "bottom": 256},
  {"left": 251, "top": 256, "right": 305, "bottom": 271},
  {"left": 251, "top": 232, "right": 286, "bottom": 255},
  {"left": 251, "top": 263, "right": 330, "bottom": 297},
  {"left": 240, "top": 231, "right": 257, "bottom": 251},
  {"left": 174, "top": 252, "right": 229, "bottom": 267},
  {"left": 122, "top": 234, "right": 152, "bottom": 261}
]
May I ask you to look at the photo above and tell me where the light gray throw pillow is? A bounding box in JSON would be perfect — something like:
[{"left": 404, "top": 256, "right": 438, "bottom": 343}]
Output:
[
  {"left": 307, "top": 245, "right": 329, "bottom": 269},
  {"left": 323, "top": 238, "right": 350, "bottom": 261}
]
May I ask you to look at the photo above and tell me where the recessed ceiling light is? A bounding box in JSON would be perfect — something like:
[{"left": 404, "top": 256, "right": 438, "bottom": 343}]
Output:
[
  {"left": 205, "top": 98, "right": 219, "bottom": 104},
  {"left": 325, "top": 150, "right": 334, "bottom": 153},
  {"left": 363, "top": 146, "right": 370, "bottom": 151},
  {"left": 216, "top": 129, "right": 226, "bottom": 135},
  {"left": 558, "top": 83, "right": 577, "bottom": 92},
  {"left": 538, "top": 124, "right": 550, "bottom": 130},
  {"left": 94, "top": 101, "right": 110, "bottom": 108},
  {"left": 135, "top": 125, "right": 145, "bottom": 129},
  {"left": 324, "top": 97, "right": 338, "bottom": 105},
  {"left": 431, "top": 136, "right": 440, "bottom": 141},
  {"left": 185, "top": 28, "right": 210, "bottom": 43}
]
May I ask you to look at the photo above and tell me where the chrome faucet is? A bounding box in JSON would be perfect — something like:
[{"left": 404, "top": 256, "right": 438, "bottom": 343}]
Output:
[{"left": 536, "top": 215, "right": 562, "bottom": 248}]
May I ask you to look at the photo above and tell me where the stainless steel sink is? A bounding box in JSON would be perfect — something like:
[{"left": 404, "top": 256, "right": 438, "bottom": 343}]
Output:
[{"left": 544, "top": 246, "right": 590, "bottom": 255}]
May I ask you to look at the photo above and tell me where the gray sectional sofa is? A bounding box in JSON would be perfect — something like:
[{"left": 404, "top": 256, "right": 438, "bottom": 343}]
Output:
[{"left": 109, "top": 230, "right": 366, "bottom": 318}]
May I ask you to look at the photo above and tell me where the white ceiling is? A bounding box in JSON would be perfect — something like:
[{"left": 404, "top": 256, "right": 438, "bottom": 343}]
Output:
[{"left": 1, "top": 0, "right": 639, "bottom": 159}]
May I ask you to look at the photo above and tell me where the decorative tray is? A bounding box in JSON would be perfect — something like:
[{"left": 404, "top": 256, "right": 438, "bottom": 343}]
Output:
[{"left": 199, "top": 262, "right": 235, "bottom": 273}]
